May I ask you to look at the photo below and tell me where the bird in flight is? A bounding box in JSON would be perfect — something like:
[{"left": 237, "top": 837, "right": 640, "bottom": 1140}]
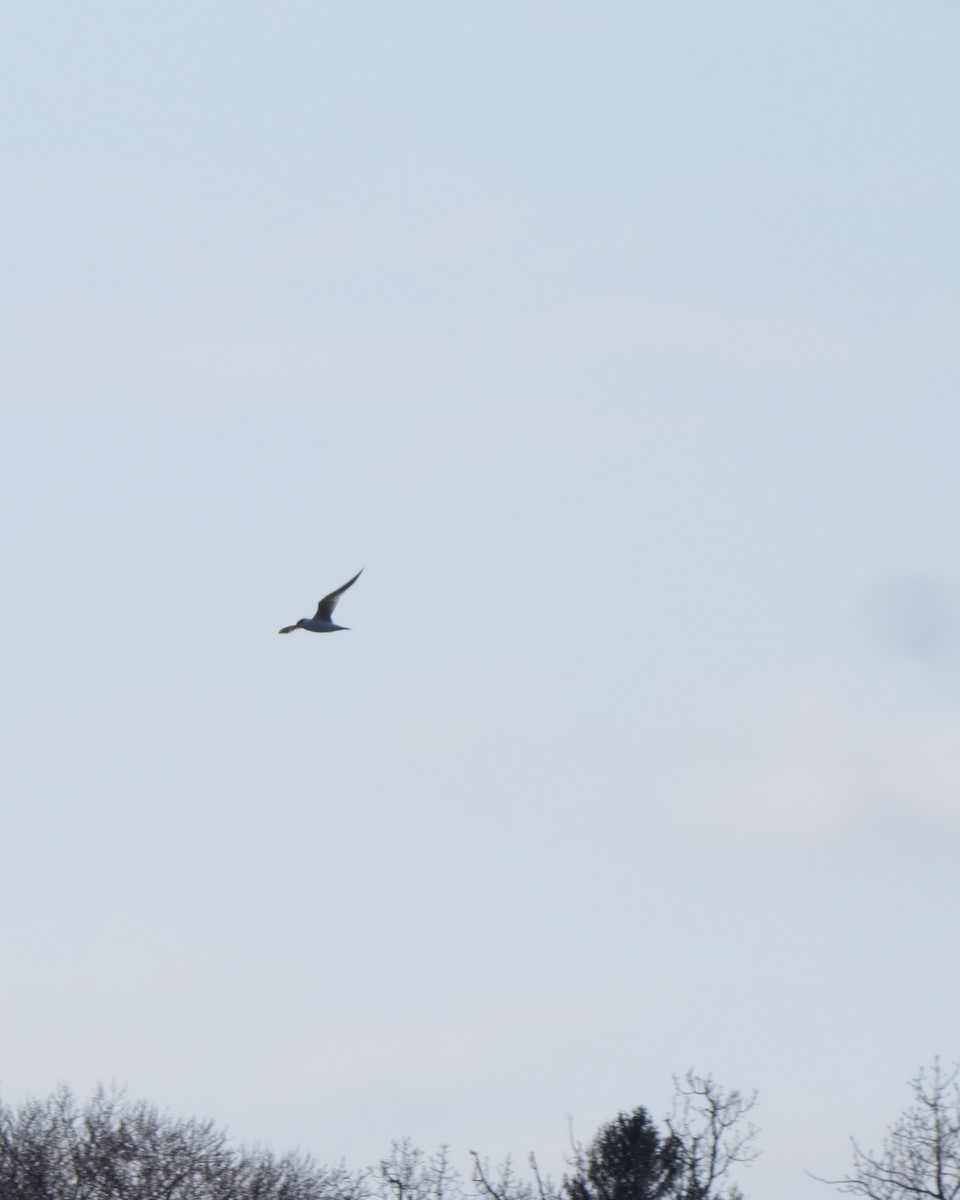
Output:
[{"left": 279, "top": 570, "right": 363, "bottom": 634}]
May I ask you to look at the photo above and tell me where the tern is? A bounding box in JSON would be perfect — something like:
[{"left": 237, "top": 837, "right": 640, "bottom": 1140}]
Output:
[{"left": 279, "top": 570, "right": 363, "bottom": 634}]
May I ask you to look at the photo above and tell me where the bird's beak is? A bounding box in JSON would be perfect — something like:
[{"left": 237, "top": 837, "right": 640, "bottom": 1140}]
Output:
[{"left": 278, "top": 624, "right": 299, "bottom": 634}]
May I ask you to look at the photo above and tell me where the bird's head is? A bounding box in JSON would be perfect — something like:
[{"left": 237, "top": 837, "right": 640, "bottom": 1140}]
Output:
[{"left": 278, "top": 619, "right": 305, "bottom": 634}]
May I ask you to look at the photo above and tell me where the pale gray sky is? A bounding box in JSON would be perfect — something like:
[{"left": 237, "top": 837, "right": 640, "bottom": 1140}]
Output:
[{"left": 2, "top": 5, "right": 959, "bottom": 1198}]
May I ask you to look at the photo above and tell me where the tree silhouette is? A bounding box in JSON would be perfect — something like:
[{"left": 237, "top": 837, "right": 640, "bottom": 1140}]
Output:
[
  {"left": 564, "top": 1074, "right": 757, "bottom": 1200},
  {"left": 380, "top": 1138, "right": 460, "bottom": 1200},
  {"left": 818, "top": 1059, "right": 960, "bottom": 1200},
  {"left": 666, "top": 1071, "right": 758, "bottom": 1200},
  {"left": 0, "top": 1085, "right": 366, "bottom": 1200},
  {"left": 0, "top": 1071, "right": 757, "bottom": 1200},
  {"left": 565, "top": 1106, "right": 683, "bottom": 1200}
]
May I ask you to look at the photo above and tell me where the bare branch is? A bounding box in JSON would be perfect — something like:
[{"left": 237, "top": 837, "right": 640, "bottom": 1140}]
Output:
[
  {"left": 665, "top": 1071, "right": 759, "bottom": 1200},
  {"left": 813, "top": 1060, "right": 960, "bottom": 1200}
]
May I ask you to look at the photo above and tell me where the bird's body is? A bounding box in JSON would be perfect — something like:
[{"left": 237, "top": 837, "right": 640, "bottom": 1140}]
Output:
[
  {"left": 279, "top": 570, "right": 362, "bottom": 634},
  {"left": 293, "top": 615, "right": 349, "bottom": 633}
]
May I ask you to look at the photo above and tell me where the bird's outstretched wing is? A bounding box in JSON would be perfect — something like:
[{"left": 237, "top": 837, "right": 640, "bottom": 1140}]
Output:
[{"left": 314, "top": 569, "right": 363, "bottom": 621}]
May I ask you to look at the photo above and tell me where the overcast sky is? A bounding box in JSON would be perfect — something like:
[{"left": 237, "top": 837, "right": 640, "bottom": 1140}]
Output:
[{"left": 2, "top": 5, "right": 959, "bottom": 1198}]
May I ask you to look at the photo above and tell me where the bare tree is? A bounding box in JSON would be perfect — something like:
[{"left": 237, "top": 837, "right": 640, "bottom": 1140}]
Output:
[
  {"left": 817, "top": 1059, "right": 960, "bottom": 1200},
  {"left": 470, "top": 1151, "right": 539, "bottom": 1200},
  {"left": 379, "top": 1139, "right": 460, "bottom": 1200},
  {"left": 0, "top": 1073, "right": 757, "bottom": 1200},
  {"left": 0, "top": 1085, "right": 368, "bottom": 1200},
  {"left": 665, "top": 1071, "right": 759, "bottom": 1200},
  {"left": 558, "top": 1075, "right": 757, "bottom": 1200},
  {"left": 471, "top": 1073, "right": 756, "bottom": 1200}
]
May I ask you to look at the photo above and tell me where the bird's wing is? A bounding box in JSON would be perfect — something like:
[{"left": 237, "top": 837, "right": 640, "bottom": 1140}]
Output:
[{"left": 314, "top": 569, "right": 363, "bottom": 621}]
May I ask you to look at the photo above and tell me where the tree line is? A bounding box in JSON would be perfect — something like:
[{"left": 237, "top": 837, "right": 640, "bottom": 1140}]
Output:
[{"left": 0, "top": 1060, "right": 956, "bottom": 1200}]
